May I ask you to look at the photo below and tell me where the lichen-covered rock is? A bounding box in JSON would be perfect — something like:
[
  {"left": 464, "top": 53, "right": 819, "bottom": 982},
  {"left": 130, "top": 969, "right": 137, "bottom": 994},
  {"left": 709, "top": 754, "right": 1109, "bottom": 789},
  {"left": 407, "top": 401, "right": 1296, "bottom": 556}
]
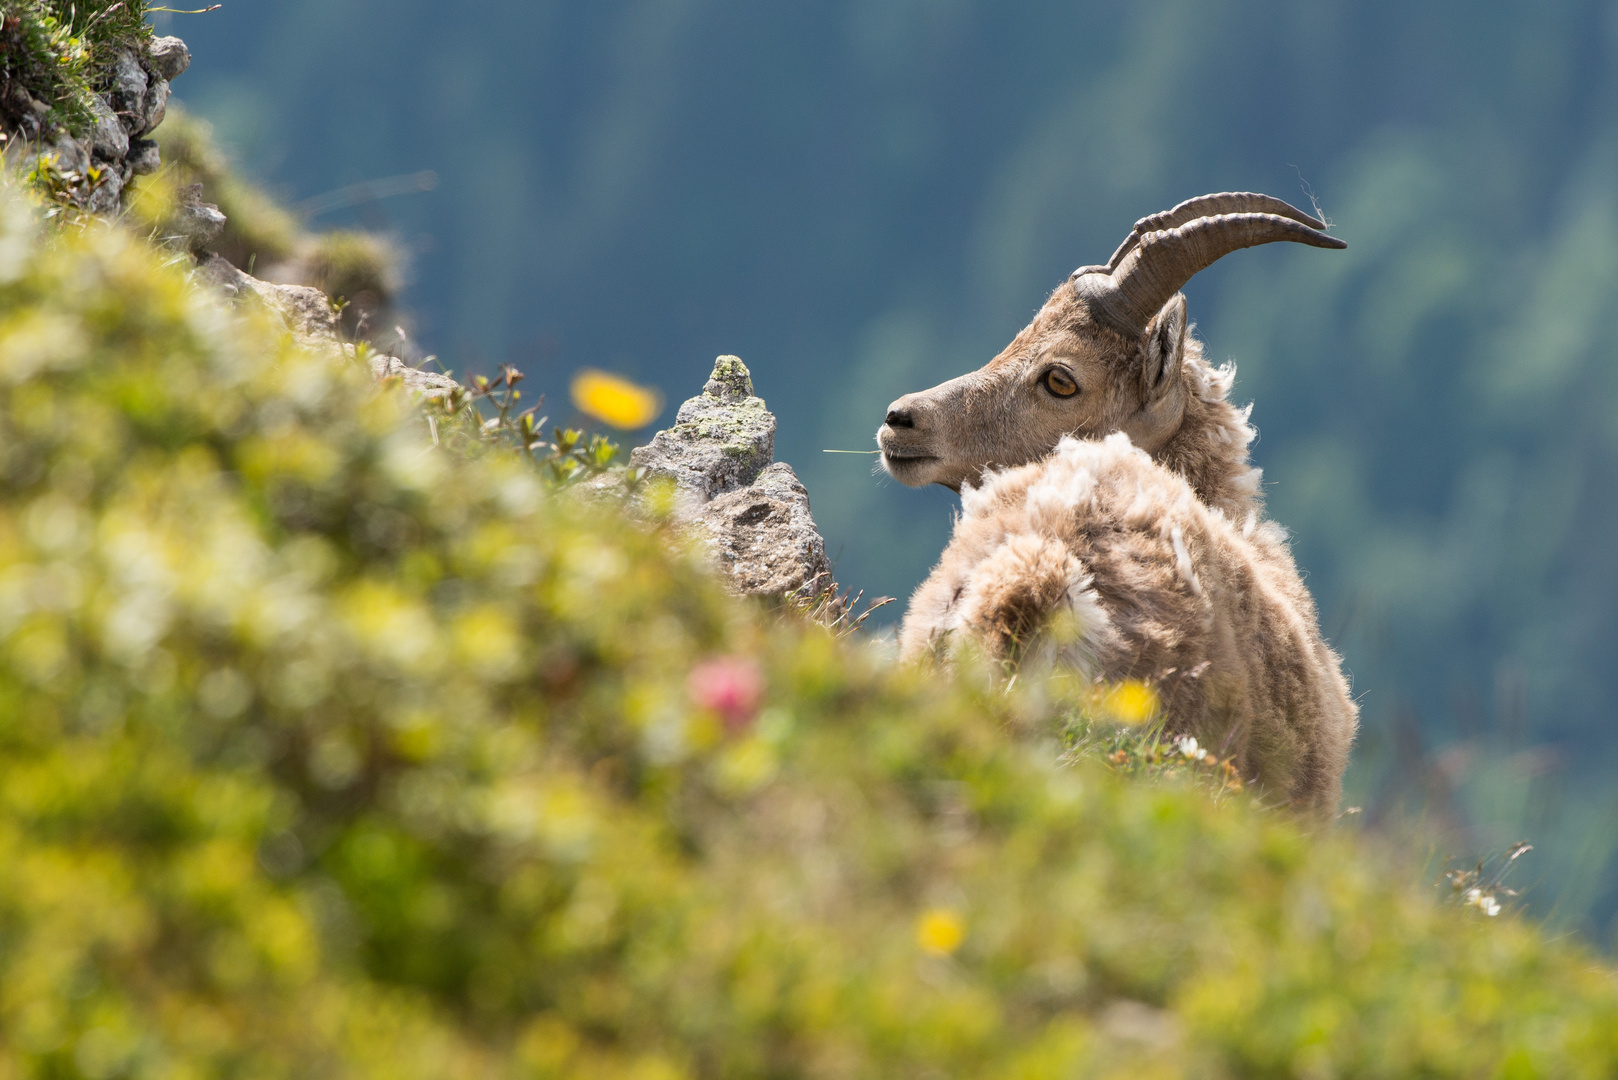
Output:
[
  {"left": 630, "top": 355, "right": 775, "bottom": 503},
  {"left": 702, "top": 354, "right": 755, "bottom": 402},
  {"left": 695, "top": 462, "right": 834, "bottom": 601},
  {"left": 632, "top": 356, "right": 837, "bottom": 602}
]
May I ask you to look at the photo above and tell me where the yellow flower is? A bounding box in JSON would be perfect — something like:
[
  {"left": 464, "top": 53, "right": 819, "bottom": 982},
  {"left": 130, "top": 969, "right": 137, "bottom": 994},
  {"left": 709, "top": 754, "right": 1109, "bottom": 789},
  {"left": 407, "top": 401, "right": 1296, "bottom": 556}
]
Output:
[
  {"left": 570, "top": 369, "right": 663, "bottom": 429},
  {"left": 1098, "top": 680, "right": 1159, "bottom": 725},
  {"left": 916, "top": 908, "right": 966, "bottom": 956}
]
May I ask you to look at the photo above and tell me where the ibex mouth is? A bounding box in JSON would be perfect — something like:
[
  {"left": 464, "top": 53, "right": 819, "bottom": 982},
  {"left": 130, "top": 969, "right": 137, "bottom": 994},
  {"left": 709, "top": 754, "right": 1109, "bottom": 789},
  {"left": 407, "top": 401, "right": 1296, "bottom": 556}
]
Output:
[
  {"left": 878, "top": 450, "right": 942, "bottom": 489},
  {"left": 877, "top": 421, "right": 946, "bottom": 485}
]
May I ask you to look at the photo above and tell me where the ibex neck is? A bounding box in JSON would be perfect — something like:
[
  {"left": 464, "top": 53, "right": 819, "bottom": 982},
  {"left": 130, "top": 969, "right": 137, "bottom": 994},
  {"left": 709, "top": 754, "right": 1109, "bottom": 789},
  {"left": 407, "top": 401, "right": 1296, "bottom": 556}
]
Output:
[{"left": 1151, "top": 339, "right": 1265, "bottom": 525}]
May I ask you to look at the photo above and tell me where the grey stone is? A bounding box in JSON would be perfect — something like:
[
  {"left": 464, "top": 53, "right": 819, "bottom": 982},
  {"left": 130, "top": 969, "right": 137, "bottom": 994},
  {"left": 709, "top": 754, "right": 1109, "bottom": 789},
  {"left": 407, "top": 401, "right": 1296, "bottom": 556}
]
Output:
[
  {"left": 4, "top": 83, "right": 47, "bottom": 120},
  {"left": 111, "top": 51, "right": 150, "bottom": 125},
  {"left": 148, "top": 37, "right": 191, "bottom": 81},
  {"left": 170, "top": 184, "right": 226, "bottom": 249},
  {"left": 142, "top": 79, "right": 170, "bottom": 137},
  {"left": 199, "top": 254, "right": 341, "bottom": 346},
  {"left": 47, "top": 137, "right": 90, "bottom": 178},
  {"left": 263, "top": 283, "right": 340, "bottom": 344},
  {"left": 129, "top": 139, "right": 161, "bottom": 176},
  {"left": 367, "top": 353, "right": 459, "bottom": 397},
  {"left": 695, "top": 462, "right": 834, "bottom": 601},
  {"left": 630, "top": 355, "right": 775, "bottom": 503},
  {"left": 88, "top": 95, "right": 129, "bottom": 160},
  {"left": 86, "top": 169, "right": 124, "bottom": 216}
]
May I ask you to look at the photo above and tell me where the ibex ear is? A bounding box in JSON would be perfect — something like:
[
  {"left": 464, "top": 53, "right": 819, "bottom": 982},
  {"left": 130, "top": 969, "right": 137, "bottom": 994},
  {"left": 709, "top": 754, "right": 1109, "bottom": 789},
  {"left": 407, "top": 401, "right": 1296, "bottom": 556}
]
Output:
[{"left": 1142, "top": 293, "right": 1188, "bottom": 403}]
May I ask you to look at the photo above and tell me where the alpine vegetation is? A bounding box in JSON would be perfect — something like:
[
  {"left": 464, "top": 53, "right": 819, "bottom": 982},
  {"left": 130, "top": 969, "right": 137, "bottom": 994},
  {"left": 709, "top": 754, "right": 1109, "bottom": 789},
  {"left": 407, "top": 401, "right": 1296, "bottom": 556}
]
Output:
[
  {"left": 880, "top": 194, "right": 1357, "bottom": 812},
  {"left": 9, "top": 141, "right": 1618, "bottom": 1076}
]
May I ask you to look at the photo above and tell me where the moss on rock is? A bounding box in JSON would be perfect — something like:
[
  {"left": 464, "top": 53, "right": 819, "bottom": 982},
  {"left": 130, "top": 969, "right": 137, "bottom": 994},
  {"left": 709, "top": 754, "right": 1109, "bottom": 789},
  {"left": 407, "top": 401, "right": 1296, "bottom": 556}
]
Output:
[{"left": 630, "top": 356, "right": 776, "bottom": 501}]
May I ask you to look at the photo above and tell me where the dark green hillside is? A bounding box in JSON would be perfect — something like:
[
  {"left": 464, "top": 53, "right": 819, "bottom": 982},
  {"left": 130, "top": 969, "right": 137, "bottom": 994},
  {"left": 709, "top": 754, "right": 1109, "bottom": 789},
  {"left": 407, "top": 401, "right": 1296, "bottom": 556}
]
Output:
[{"left": 3, "top": 168, "right": 1618, "bottom": 1076}]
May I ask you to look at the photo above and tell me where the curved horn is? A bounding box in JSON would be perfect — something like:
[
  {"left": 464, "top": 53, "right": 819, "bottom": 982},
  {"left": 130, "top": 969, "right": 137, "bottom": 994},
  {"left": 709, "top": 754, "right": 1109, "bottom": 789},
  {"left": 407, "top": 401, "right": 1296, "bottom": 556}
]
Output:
[
  {"left": 1074, "top": 212, "right": 1347, "bottom": 338},
  {"left": 1105, "top": 192, "right": 1330, "bottom": 269}
]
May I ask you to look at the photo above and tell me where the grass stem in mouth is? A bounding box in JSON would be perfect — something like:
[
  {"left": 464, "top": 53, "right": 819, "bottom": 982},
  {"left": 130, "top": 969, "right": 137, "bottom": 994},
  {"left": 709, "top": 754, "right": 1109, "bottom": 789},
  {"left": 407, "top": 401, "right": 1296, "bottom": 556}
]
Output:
[{"left": 822, "top": 449, "right": 880, "bottom": 454}]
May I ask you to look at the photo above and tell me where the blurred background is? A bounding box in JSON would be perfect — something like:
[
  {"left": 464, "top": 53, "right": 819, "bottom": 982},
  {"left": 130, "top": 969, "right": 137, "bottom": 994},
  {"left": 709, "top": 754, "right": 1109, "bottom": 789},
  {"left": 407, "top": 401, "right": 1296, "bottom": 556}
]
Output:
[{"left": 160, "top": 1, "right": 1618, "bottom": 941}]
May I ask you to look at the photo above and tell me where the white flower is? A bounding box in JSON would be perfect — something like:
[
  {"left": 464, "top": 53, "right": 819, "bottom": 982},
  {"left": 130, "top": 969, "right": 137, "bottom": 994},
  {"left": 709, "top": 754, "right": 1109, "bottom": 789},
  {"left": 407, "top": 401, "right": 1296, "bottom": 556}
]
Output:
[{"left": 1176, "top": 736, "right": 1206, "bottom": 760}]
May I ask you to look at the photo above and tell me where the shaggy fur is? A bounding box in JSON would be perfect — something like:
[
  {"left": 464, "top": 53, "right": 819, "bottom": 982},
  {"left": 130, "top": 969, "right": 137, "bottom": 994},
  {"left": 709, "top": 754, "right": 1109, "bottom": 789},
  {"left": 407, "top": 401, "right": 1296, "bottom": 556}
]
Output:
[
  {"left": 878, "top": 213, "right": 1358, "bottom": 811},
  {"left": 900, "top": 433, "right": 1356, "bottom": 813}
]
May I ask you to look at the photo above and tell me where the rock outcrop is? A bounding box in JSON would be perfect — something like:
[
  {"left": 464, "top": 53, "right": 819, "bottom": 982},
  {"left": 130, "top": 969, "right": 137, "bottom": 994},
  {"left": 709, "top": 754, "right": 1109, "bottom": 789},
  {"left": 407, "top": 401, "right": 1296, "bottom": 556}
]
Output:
[
  {"left": 200, "top": 254, "right": 342, "bottom": 344},
  {"left": 2, "top": 30, "right": 446, "bottom": 397},
  {"left": 631, "top": 356, "right": 775, "bottom": 503},
  {"left": 696, "top": 462, "right": 834, "bottom": 601},
  {"left": 633, "top": 357, "right": 835, "bottom": 604},
  {"left": 201, "top": 252, "right": 455, "bottom": 396},
  {"left": 3, "top": 34, "right": 188, "bottom": 216}
]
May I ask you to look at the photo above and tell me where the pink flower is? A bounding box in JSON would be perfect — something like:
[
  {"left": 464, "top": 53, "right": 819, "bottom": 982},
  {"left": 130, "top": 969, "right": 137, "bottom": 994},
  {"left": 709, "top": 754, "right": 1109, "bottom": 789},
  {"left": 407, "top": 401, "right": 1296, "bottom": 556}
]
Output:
[{"left": 687, "top": 656, "right": 765, "bottom": 733}]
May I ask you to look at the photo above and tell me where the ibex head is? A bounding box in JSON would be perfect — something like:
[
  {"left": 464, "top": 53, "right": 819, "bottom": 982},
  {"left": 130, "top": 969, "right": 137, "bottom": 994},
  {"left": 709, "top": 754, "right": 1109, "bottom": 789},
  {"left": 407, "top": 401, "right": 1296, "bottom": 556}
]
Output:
[{"left": 877, "top": 193, "right": 1345, "bottom": 492}]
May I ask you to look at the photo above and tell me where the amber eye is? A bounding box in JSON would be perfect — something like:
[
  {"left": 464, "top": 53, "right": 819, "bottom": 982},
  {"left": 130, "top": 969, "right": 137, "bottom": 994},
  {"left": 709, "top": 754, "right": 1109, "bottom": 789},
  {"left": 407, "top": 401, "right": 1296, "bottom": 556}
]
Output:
[{"left": 1043, "top": 368, "right": 1079, "bottom": 398}]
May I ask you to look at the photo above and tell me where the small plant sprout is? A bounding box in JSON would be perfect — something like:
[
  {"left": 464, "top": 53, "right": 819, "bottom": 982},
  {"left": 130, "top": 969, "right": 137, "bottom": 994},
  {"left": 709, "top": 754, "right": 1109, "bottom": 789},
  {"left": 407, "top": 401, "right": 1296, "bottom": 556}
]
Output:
[
  {"left": 415, "top": 363, "right": 629, "bottom": 486},
  {"left": 1444, "top": 840, "right": 1533, "bottom": 918}
]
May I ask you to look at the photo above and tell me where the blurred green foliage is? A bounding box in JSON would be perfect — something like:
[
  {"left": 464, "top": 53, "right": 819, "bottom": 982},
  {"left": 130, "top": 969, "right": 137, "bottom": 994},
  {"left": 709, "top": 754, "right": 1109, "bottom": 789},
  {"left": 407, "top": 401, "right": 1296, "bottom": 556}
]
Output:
[
  {"left": 301, "top": 230, "right": 397, "bottom": 310},
  {"left": 6, "top": 168, "right": 1618, "bottom": 1076}
]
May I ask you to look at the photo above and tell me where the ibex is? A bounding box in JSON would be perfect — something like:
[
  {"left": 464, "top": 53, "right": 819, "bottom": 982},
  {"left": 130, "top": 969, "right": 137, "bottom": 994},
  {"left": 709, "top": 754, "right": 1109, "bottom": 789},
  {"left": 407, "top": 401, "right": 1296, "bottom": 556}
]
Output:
[{"left": 879, "top": 193, "right": 1356, "bottom": 812}]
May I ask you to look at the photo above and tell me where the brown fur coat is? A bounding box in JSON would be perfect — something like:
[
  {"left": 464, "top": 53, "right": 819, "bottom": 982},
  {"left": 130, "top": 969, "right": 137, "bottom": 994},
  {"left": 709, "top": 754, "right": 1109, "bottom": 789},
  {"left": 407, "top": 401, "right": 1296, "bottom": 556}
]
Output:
[{"left": 899, "top": 429, "right": 1357, "bottom": 813}]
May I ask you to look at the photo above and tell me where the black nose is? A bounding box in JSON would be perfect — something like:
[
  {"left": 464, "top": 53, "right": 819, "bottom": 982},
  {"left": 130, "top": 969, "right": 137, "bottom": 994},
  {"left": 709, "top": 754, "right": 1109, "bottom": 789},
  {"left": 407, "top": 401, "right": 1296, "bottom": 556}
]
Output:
[{"left": 885, "top": 407, "right": 914, "bottom": 428}]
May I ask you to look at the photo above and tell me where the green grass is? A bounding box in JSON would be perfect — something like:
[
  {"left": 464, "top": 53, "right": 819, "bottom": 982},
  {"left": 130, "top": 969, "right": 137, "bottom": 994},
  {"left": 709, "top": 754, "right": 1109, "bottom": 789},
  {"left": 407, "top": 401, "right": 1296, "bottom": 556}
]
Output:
[
  {"left": 4, "top": 173, "right": 1618, "bottom": 1077},
  {"left": 0, "top": 0, "right": 151, "bottom": 135}
]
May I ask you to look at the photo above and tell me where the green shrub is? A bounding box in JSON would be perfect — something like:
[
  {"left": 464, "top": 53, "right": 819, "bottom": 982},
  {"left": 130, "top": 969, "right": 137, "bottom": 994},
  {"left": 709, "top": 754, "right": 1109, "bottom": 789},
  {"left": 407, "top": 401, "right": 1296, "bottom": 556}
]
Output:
[
  {"left": 2, "top": 176, "right": 1618, "bottom": 1078},
  {"left": 301, "top": 229, "right": 397, "bottom": 307}
]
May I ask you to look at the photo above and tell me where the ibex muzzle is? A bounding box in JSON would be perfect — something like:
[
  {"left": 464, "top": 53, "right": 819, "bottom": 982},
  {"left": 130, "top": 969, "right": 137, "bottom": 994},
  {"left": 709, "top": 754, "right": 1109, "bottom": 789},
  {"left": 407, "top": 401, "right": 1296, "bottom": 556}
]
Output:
[{"left": 877, "top": 193, "right": 1345, "bottom": 492}]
